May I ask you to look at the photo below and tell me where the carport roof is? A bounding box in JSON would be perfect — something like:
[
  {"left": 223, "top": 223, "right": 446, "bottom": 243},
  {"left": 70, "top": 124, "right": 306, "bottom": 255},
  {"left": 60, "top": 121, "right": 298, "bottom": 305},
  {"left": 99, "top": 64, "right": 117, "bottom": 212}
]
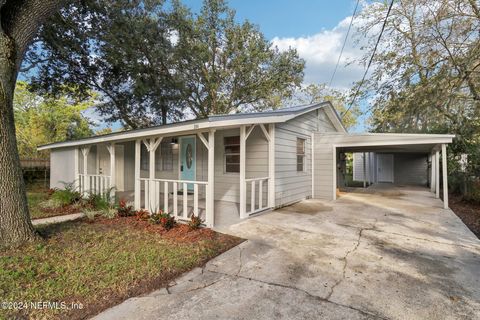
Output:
[{"left": 327, "top": 132, "right": 455, "bottom": 153}]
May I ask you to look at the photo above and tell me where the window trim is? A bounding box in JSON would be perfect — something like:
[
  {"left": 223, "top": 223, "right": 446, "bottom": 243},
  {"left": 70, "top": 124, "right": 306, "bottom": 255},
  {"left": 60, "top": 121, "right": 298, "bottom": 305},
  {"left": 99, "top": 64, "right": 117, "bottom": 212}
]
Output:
[
  {"left": 296, "top": 137, "right": 306, "bottom": 172},
  {"left": 224, "top": 135, "right": 240, "bottom": 174}
]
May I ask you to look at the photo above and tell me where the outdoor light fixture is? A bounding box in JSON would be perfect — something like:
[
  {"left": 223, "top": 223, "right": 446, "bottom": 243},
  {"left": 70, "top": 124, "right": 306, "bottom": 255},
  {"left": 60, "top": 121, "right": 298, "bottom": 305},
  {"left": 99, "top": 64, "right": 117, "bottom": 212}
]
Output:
[{"left": 170, "top": 138, "right": 178, "bottom": 145}]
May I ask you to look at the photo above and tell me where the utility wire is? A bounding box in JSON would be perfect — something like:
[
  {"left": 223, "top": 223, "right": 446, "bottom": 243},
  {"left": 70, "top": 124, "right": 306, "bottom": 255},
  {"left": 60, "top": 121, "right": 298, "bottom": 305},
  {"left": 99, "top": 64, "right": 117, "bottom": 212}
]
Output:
[
  {"left": 341, "top": 0, "right": 395, "bottom": 119},
  {"left": 329, "top": 0, "right": 360, "bottom": 87}
]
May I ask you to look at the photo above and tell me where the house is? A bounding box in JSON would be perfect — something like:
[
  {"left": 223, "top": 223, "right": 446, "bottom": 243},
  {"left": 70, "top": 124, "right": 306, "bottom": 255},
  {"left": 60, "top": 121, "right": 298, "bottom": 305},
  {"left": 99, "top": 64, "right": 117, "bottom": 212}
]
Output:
[{"left": 38, "top": 102, "right": 454, "bottom": 227}]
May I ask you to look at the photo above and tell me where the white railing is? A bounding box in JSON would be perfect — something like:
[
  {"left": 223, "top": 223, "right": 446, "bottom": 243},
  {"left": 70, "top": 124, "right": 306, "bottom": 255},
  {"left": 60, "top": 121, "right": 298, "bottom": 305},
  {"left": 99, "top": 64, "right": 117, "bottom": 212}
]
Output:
[
  {"left": 138, "top": 178, "right": 208, "bottom": 222},
  {"left": 79, "top": 174, "right": 111, "bottom": 196},
  {"left": 245, "top": 177, "right": 270, "bottom": 215}
]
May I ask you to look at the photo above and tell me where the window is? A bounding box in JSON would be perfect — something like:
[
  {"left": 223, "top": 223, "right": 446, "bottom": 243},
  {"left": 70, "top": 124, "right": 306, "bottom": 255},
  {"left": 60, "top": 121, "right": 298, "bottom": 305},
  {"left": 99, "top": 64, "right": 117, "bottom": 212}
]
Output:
[
  {"left": 155, "top": 141, "right": 173, "bottom": 171},
  {"left": 224, "top": 136, "right": 240, "bottom": 173},
  {"left": 297, "top": 138, "right": 305, "bottom": 172},
  {"left": 141, "top": 144, "right": 149, "bottom": 170}
]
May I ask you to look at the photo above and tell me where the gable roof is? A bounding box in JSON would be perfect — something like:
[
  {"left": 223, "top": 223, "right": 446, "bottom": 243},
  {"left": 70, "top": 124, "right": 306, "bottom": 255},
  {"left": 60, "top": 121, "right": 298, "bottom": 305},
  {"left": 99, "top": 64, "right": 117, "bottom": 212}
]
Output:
[{"left": 38, "top": 101, "right": 346, "bottom": 150}]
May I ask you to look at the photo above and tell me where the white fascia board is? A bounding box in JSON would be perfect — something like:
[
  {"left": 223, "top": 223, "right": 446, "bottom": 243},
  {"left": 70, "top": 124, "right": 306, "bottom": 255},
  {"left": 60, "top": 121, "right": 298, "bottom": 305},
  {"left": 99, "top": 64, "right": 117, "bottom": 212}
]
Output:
[
  {"left": 334, "top": 137, "right": 454, "bottom": 148},
  {"left": 38, "top": 114, "right": 292, "bottom": 151}
]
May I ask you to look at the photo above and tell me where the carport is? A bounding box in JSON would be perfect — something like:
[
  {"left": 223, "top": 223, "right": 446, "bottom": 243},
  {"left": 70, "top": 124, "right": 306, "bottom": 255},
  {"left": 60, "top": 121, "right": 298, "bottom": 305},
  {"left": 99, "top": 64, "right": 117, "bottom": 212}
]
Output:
[{"left": 312, "top": 133, "right": 455, "bottom": 209}]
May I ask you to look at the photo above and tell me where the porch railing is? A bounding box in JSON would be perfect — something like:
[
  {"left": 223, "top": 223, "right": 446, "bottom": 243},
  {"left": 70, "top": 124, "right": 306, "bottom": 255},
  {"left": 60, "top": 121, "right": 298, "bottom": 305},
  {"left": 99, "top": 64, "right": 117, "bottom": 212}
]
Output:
[
  {"left": 78, "top": 174, "right": 111, "bottom": 196},
  {"left": 245, "top": 177, "right": 270, "bottom": 215},
  {"left": 138, "top": 178, "right": 209, "bottom": 222}
]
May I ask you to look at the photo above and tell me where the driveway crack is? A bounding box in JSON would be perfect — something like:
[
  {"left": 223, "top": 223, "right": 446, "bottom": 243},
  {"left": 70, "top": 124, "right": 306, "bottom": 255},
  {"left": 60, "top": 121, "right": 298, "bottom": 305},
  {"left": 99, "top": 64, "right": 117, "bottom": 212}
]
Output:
[{"left": 326, "top": 219, "right": 378, "bottom": 300}]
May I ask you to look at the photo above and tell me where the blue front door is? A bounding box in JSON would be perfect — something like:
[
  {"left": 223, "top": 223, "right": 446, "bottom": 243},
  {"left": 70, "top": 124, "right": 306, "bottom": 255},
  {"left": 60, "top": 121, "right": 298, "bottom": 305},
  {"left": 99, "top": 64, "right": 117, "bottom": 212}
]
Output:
[{"left": 180, "top": 136, "right": 196, "bottom": 190}]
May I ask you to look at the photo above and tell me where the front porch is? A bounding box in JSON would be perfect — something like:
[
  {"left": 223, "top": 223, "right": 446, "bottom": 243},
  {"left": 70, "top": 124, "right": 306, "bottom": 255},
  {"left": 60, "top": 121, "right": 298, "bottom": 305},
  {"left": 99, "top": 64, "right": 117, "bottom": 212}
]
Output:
[{"left": 73, "top": 124, "right": 276, "bottom": 227}]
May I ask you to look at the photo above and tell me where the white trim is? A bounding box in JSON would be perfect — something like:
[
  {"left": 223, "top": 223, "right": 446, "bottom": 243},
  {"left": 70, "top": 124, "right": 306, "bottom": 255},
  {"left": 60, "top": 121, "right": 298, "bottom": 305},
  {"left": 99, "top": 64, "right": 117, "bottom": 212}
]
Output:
[
  {"left": 245, "top": 125, "right": 256, "bottom": 140},
  {"left": 335, "top": 138, "right": 453, "bottom": 148},
  {"left": 442, "top": 144, "right": 448, "bottom": 209},
  {"left": 268, "top": 124, "right": 275, "bottom": 208},
  {"left": 239, "top": 125, "right": 247, "bottom": 218},
  {"left": 311, "top": 132, "right": 314, "bottom": 198},
  {"left": 206, "top": 130, "right": 215, "bottom": 227},
  {"left": 74, "top": 148, "right": 79, "bottom": 190},
  {"left": 332, "top": 145, "right": 337, "bottom": 200},
  {"left": 435, "top": 150, "right": 440, "bottom": 199},
  {"left": 259, "top": 124, "right": 271, "bottom": 142},
  {"left": 134, "top": 140, "right": 141, "bottom": 210},
  {"left": 197, "top": 132, "right": 209, "bottom": 149}
]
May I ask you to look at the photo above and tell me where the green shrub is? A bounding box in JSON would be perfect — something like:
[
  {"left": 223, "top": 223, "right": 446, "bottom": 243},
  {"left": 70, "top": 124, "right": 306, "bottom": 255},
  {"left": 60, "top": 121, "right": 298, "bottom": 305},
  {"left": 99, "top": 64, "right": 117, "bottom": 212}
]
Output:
[
  {"left": 117, "top": 199, "right": 134, "bottom": 217},
  {"left": 50, "top": 182, "right": 81, "bottom": 206},
  {"left": 150, "top": 211, "right": 176, "bottom": 230},
  {"left": 188, "top": 214, "right": 203, "bottom": 230}
]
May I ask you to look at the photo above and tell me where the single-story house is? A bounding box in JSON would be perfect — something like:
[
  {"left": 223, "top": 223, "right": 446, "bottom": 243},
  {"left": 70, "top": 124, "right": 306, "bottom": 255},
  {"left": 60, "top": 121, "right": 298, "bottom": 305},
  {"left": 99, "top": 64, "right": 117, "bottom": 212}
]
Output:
[{"left": 38, "top": 102, "right": 454, "bottom": 227}]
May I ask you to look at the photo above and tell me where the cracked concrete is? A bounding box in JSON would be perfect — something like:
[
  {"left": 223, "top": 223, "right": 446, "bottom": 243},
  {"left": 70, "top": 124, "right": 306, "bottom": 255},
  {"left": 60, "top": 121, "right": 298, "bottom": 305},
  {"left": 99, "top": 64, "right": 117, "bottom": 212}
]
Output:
[{"left": 93, "top": 186, "right": 480, "bottom": 320}]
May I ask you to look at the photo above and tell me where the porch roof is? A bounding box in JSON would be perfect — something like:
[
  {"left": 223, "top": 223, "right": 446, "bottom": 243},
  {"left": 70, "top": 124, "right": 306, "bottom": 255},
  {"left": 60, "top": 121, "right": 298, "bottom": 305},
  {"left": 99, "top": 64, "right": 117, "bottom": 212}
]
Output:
[{"left": 38, "top": 101, "right": 345, "bottom": 150}]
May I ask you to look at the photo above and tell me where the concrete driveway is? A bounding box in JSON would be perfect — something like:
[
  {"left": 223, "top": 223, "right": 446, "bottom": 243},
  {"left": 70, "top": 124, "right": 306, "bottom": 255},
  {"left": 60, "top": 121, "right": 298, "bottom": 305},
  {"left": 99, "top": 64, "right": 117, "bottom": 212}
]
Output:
[{"left": 94, "top": 186, "right": 480, "bottom": 320}]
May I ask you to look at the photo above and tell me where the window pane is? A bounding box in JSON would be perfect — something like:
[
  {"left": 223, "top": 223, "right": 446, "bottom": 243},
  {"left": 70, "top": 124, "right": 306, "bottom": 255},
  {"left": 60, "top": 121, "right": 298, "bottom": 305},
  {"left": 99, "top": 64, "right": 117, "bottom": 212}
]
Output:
[
  {"left": 225, "top": 145, "right": 240, "bottom": 153},
  {"left": 297, "top": 138, "right": 305, "bottom": 154},
  {"left": 224, "top": 136, "right": 240, "bottom": 145},
  {"left": 225, "top": 155, "right": 240, "bottom": 164},
  {"left": 226, "top": 164, "right": 240, "bottom": 173},
  {"left": 297, "top": 155, "right": 304, "bottom": 172}
]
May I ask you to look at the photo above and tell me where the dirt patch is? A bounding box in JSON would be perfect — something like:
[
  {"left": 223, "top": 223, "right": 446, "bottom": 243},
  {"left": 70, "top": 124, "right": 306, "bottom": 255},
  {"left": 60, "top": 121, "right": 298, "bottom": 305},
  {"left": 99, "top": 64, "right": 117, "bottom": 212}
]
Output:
[
  {"left": 449, "top": 195, "right": 480, "bottom": 239},
  {"left": 281, "top": 201, "right": 333, "bottom": 215}
]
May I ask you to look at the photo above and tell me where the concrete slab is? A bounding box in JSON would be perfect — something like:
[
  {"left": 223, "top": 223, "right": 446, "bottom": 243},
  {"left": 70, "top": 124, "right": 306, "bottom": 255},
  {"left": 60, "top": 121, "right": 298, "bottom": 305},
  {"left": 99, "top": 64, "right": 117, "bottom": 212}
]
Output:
[{"left": 93, "top": 186, "right": 480, "bottom": 320}]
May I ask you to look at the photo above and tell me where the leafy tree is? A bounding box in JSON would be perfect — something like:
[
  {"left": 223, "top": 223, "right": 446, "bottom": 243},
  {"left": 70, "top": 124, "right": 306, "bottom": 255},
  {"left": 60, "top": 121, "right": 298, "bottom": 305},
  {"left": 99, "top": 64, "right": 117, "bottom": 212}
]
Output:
[
  {"left": 26, "top": 0, "right": 183, "bottom": 129},
  {"left": 354, "top": 0, "right": 480, "bottom": 196},
  {"left": 286, "top": 83, "right": 360, "bottom": 130},
  {"left": 0, "top": 0, "right": 65, "bottom": 247},
  {"left": 174, "top": 0, "right": 305, "bottom": 117},
  {"left": 14, "top": 81, "right": 93, "bottom": 159}
]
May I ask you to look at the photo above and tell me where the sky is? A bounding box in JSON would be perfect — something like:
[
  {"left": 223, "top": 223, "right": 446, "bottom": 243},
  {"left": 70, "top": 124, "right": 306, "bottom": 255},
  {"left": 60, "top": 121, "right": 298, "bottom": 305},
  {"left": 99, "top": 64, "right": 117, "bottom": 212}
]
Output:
[{"left": 182, "top": 0, "right": 369, "bottom": 131}]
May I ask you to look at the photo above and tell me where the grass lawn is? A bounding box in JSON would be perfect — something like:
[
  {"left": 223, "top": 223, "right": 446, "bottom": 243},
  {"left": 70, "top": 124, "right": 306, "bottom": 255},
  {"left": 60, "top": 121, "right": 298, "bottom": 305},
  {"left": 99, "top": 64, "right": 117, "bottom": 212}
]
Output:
[
  {"left": 27, "top": 189, "right": 52, "bottom": 219},
  {"left": 0, "top": 219, "right": 243, "bottom": 319},
  {"left": 26, "top": 185, "right": 81, "bottom": 220}
]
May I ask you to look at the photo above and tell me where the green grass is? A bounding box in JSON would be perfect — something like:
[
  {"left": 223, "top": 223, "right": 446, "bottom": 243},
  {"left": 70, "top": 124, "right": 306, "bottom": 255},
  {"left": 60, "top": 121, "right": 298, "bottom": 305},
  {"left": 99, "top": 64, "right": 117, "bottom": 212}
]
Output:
[
  {"left": 27, "top": 189, "right": 51, "bottom": 219},
  {"left": 0, "top": 221, "right": 241, "bottom": 319}
]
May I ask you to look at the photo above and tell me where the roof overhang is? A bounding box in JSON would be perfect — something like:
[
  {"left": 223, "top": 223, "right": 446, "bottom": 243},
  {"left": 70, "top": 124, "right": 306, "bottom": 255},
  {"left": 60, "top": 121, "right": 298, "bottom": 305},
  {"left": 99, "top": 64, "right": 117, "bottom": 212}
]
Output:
[
  {"left": 332, "top": 133, "right": 455, "bottom": 153},
  {"left": 38, "top": 101, "right": 345, "bottom": 151}
]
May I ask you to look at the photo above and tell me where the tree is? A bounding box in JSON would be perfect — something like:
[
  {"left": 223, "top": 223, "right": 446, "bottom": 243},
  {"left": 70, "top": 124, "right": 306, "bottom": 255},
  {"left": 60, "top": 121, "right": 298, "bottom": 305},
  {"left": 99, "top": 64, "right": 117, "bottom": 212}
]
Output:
[
  {"left": 26, "top": 0, "right": 183, "bottom": 129},
  {"left": 287, "top": 83, "right": 360, "bottom": 130},
  {"left": 0, "top": 0, "right": 65, "bottom": 247},
  {"left": 354, "top": 0, "right": 480, "bottom": 196},
  {"left": 170, "top": 0, "right": 305, "bottom": 117},
  {"left": 14, "top": 81, "right": 93, "bottom": 159}
]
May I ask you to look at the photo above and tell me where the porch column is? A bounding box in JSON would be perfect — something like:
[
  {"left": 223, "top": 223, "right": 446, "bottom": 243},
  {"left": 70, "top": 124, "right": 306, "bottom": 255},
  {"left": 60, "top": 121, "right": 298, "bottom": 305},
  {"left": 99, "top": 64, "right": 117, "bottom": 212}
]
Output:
[
  {"left": 442, "top": 144, "right": 449, "bottom": 209},
  {"left": 74, "top": 148, "right": 79, "bottom": 190},
  {"left": 143, "top": 137, "right": 162, "bottom": 212},
  {"left": 81, "top": 146, "right": 91, "bottom": 195},
  {"left": 134, "top": 139, "right": 141, "bottom": 210},
  {"left": 430, "top": 153, "right": 436, "bottom": 193},
  {"left": 268, "top": 124, "right": 275, "bottom": 208},
  {"left": 435, "top": 150, "right": 440, "bottom": 199},
  {"left": 239, "top": 125, "right": 247, "bottom": 218},
  {"left": 363, "top": 152, "right": 366, "bottom": 188},
  {"left": 206, "top": 130, "right": 215, "bottom": 227},
  {"left": 107, "top": 143, "right": 116, "bottom": 199}
]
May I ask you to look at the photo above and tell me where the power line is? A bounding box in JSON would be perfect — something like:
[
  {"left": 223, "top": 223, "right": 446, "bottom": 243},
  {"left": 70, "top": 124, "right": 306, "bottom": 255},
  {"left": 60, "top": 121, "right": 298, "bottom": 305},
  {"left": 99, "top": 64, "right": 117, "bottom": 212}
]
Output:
[
  {"left": 329, "top": 0, "right": 360, "bottom": 87},
  {"left": 341, "top": 0, "right": 395, "bottom": 119}
]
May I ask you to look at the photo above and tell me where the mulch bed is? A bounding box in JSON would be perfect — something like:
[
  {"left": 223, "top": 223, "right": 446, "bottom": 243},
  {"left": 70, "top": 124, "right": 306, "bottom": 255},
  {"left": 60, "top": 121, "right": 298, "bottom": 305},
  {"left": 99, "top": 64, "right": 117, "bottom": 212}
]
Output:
[
  {"left": 449, "top": 194, "right": 480, "bottom": 239},
  {"left": 95, "top": 216, "right": 220, "bottom": 243}
]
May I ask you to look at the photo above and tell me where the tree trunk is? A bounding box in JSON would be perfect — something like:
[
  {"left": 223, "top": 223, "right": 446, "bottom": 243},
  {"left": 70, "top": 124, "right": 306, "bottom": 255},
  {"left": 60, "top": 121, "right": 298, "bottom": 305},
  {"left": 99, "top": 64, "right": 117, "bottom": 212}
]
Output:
[{"left": 0, "top": 33, "right": 38, "bottom": 247}]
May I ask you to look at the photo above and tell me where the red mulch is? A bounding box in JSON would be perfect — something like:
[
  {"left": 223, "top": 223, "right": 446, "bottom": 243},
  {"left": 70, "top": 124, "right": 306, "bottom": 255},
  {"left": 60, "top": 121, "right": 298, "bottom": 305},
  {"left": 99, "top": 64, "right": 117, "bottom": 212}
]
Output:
[
  {"left": 40, "top": 204, "right": 80, "bottom": 215},
  {"left": 94, "top": 216, "right": 218, "bottom": 243},
  {"left": 449, "top": 194, "right": 480, "bottom": 239}
]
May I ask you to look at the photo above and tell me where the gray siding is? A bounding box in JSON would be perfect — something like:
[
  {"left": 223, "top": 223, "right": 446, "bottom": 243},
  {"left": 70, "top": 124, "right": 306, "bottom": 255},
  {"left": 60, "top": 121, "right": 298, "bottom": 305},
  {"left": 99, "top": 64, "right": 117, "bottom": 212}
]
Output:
[
  {"left": 275, "top": 109, "right": 338, "bottom": 206},
  {"left": 394, "top": 153, "right": 428, "bottom": 186},
  {"left": 50, "top": 148, "right": 76, "bottom": 189}
]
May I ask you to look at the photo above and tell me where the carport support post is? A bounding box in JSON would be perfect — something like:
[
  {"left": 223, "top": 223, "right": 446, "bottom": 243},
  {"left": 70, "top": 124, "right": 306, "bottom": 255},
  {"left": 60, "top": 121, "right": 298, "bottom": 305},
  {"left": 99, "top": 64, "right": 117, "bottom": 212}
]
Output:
[
  {"left": 206, "top": 130, "right": 215, "bottom": 227},
  {"left": 239, "top": 125, "right": 247, "bottom": 219},
  {"left": 430, "top": 153, "right": 435, "bottom": 193},
  {"left": 442, "top": 144, "right": 449, "bottom": 209},
  {"left": 134, "top": 140, "right": 141, "bottom": 210},
  {"left": 268, "top": 124, "right": 275, "bottom": 208},
  {"left": 363, "top": 152, "right": 366, "bottom": 188},
  {"left": 435, "top": 150, "right": 440, "bottom": 199}
]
